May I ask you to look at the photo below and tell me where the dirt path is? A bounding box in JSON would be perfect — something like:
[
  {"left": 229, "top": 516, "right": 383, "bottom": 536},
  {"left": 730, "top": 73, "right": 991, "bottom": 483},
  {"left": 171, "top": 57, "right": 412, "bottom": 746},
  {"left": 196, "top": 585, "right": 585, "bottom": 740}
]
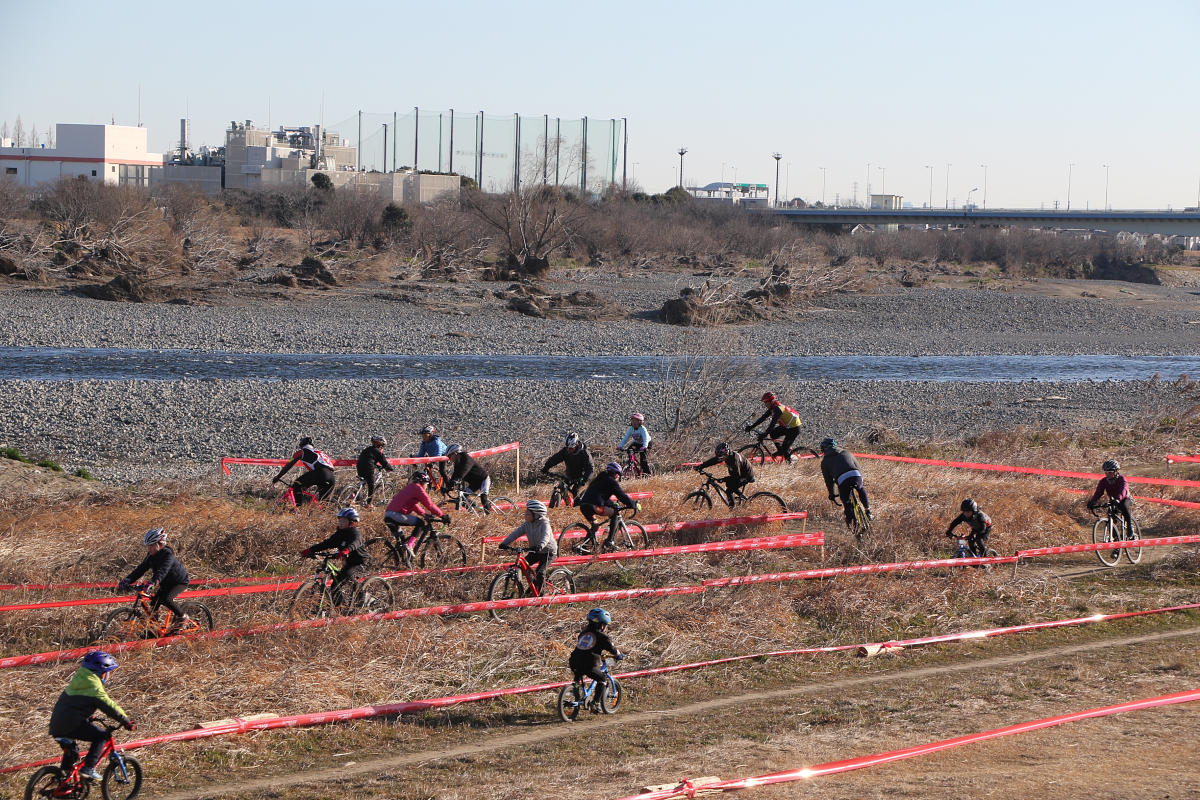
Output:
[{"left": 154, "top": 625, "right": 1200, "bottom": 799}]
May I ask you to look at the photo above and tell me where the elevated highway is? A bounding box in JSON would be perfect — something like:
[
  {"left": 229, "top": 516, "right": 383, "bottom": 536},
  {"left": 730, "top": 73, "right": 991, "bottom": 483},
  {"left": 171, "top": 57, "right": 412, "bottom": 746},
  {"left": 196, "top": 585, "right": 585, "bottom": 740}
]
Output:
[{"left": 769, "top": 208, "right": 1200, "bottom": 235}]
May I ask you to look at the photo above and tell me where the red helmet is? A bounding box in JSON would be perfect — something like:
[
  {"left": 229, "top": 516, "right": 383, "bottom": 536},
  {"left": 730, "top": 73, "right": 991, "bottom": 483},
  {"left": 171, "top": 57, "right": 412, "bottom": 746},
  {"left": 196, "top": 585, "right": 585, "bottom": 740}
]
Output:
[{"left": 761, "top": 392, "right": 777, "bottom": 405}]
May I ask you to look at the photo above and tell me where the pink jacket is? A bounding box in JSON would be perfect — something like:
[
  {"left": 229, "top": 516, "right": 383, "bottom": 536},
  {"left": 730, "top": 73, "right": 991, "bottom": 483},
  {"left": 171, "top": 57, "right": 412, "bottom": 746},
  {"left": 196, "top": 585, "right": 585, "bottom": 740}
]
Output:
[
  {"left": 385, "top": 483, "right": 444, "bottom": 517},
  {"left": 1088, "top": 474, "right": 1129, "bottom": 505}
]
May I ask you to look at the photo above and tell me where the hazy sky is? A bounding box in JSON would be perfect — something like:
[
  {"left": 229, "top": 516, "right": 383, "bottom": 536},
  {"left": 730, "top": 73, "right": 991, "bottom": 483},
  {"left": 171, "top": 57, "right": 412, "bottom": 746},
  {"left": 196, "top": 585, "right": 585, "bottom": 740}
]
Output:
[{"left": 2, "top": 0, "right": 1198, "bottom": 208}]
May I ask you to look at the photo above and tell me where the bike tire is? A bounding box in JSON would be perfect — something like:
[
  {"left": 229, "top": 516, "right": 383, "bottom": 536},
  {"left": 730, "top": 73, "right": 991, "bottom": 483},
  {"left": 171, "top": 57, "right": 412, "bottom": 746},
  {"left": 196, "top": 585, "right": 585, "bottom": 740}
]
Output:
[
  {"left": 353, "top": 577, "right": 393, "bottom": 613},
  {"left": 682, "top": 490, "right": 713, "bottom": 511},
  {"left": 737, "top": 442, "right": 770, "bottom": 463},
  {"left": 178, "top": 601, "right": 214, "bottom": 632},
  {"left": 337, "top": 484, "right": 362, "bottom": 506},
  {"left": 98, "top": 608, "right": 141, "bottom": 643},
  {"left": 289, "top": 578, "right": 334, "bottom": 620},
  {"left": 365, "top": 536, "right": 403, "bottom": 569},
  {"left": 488, "top": 495, "right": 518, "bottom": 519},
  {"left": 24, "top": 765, "right": 64, "bottom": 800},
  {"left": 616, "top": 521, "right": 650, "bottom": 551},
  {"left": 849, "top": 496, "right": 871, "bottom": 541},
  {"left": 102, "top": 754, "right": 143, "bottom": 800},
  {"left": 487, "top": 571, "right": 523, "bottom": 622},
  {"left": 743, "top": 491, "right": 787, "bottom": 513},
  {"left": 602, "top": 676, "right": 623, "bottom": 714},
  {"left": 1124, "top": 518, "right": 1143, "bottom": 565},
  {"left": 557, "top": 682, "right": 582, "bottom": 722},
  {"left": 1093, "top": 518, "right": 1121, "bottom": 567},
  {"left": 419, "top": 534, "right": 468, "bottom": 569},
  {"left": 559, "top": 523, "right": 594, "bottom": 555},
  {"left": 545, "top": 567, "right": 576, "bottom": 596}
]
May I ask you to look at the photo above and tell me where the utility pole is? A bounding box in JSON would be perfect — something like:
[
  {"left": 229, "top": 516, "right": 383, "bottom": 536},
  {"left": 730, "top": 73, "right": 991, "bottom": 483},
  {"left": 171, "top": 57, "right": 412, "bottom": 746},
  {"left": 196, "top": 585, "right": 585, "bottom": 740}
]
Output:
[
  {"left": 1103, "top": 163, "right": 1111, "bottom": 210},
  {"left": 1066, "top": 162, "right": 1075, "bottom": 210},
  {"left": 772, "top": 152, "right": 782, "bottom": 207},
  {"left": 820, "top": 166, "right": 827, "bottom": 206},
  {"left": 381, "top": 123, "right": 388, "bottom": 172},
  {"left": 449, "top": 109, "right": 455, "bottom": 174},
  {"left": 678, "top": 147, "right": 688, "bottom": 187},
  {"left": 945, "top": 163, "right": 952, "bottom": 209},
  {"left": 413, "top": 107, "right": 419, "bottom": 170},
  {"left": 621, "top": 117, "right": 628, "bottom": 191},
  {"left": 979, "top": 163, "right": 988, "bottom": 209},
  {"left": 925, "top": 165, "right": 933, "bottom": 209}
]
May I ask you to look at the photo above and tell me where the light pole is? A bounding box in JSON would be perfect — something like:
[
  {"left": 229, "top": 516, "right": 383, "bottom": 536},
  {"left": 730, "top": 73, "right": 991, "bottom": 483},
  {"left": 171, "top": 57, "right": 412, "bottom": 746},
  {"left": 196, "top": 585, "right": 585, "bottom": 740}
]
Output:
[
  {"left": 772, "top": 152, "right": 782, "bottom": 208},
  {"left": 966, "top": 187, "right": 979, "bottom": 209},
  {"left": 979, "top": 164, "right": 988, "bottom": 209},
  {"left": 877, "top": 165, "right": 886, "bottom": 197},
  {"left": 1066, "top": 162, "right": 1075, "bottom": 210},
  {"left": 819, "top": 167, "right": 827, "bottom": 206},
  {"left": 1103, "top": 164, "right": 1110, "bottom": 210},
  {"left": 677, "top": 147, "right": 687, "bottom": 188},
  {"left": 945, "top": 163, "right": 952, "bottom": 209},
  {"left": 785, "top": 162, "right": 791, "bottom": 204},
  {"left": 866, "top": 162, "right": 871, "bottom": 206},
  {"left": 925, "top": 165, "right": 933, "bottom": 208}
]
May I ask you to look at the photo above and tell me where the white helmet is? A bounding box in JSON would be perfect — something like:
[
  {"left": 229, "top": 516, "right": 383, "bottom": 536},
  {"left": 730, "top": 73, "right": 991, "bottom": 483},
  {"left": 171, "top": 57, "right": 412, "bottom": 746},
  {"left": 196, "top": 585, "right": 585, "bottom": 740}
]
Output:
[
  {"left": 143, "top": 527, "right": 167, "bottom": 546},
  {"left": 525, "top": 500, "right": 548, "bottom": 517}
]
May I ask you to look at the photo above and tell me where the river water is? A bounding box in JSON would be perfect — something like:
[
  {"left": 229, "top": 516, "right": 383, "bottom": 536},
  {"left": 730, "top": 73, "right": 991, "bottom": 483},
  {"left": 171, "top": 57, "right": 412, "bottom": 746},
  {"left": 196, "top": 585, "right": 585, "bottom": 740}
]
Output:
[{"left": 1, "top": 347, "right": 1197, "bottom": 383}]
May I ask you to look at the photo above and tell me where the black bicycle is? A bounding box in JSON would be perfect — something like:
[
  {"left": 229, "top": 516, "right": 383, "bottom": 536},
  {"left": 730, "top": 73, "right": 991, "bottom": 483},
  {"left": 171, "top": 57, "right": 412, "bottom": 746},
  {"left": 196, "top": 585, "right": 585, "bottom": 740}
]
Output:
[
  {"left": 367, "top": 514, "right": 467, "bottom": 570},
  {"left": 543, "top": 471, "right": 582, "bottom": 508},
  {"left": 558, "top": 505, "right": 649, "bottom": 555},
  {"left": 738, "top": 427, "right": 793, "bottom": 463},
  {"left": 682, "top": 469, "right": 787, "bottom": 512}
]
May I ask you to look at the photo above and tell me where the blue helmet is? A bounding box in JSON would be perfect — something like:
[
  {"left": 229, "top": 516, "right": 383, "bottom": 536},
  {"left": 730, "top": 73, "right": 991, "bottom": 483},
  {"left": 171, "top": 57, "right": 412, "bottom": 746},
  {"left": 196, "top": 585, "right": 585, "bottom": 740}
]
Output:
[
  {"left": 81, "top": 650, "right": 118, "bottom": 675},
  {"left": 605, "top": 461, "right": 622, "bottom": 476},
  {"left": 586, "top": 608, "right": 612, "bottom": 626},
  {"left": 337, "top": 507, "right": 360, "bottom": 522}
]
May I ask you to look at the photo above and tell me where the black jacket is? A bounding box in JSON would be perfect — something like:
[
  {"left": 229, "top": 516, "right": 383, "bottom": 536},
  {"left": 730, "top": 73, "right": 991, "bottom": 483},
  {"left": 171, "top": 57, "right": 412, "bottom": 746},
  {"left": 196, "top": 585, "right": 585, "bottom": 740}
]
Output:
[
  {"left": 124, "top": 545, "right": 189, "bottom": 589},
  {"left": 356, "top": 445, "right": 394, "bottom": 474},
  {"left": 306, "top": 525, "right": 369, "bottom": 569},
  {"left": 579, "top": 472, "right": 635, "bottom": 508},
  {"left": 568, "top": 624, "right": 619, "bottom": 671},
  {"left": 698, "top": 452, "right": 755, "bottom": 484},
  {"left": 542, "top": 444, "right": 594, "bottom": 484},
  {"left": 820, "top": 449, "right": 862, "bottom": 495},
  {"left": 448, "top": 454, "right": 489, "bottom": 491}
]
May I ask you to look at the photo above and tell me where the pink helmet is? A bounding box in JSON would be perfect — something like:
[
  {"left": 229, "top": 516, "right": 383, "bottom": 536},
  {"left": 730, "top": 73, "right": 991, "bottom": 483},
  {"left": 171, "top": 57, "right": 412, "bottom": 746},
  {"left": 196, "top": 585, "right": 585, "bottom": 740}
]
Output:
[{"left": 630, "top": 412, "right": 645, "bottom": 422}]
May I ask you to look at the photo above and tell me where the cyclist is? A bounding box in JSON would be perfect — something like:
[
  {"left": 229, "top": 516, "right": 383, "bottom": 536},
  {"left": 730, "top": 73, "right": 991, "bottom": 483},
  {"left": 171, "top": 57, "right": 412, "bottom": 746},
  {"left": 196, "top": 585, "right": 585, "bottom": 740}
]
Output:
[
  {"left": 355, "top": 434, "right": 395, "bottom": 503},
  {"left": 746, "top": 392, "right": 802, "bottom": 462},
  {"left": 617, "top": 413, "right": 652, "bottom": 475},
  {"left": 497, "top": 499, "right": 557, "bottom": 592},
  {"left": 384, "top": 472, "right": 450, "bottom": 558},
  {"left": 299, "top": 508, "right": 370, "bottom": 604},
  {"left": 117, "top": 527, "right": 192, "bottom": 632},
  {"left": 444, "top": 443, "right": 496, "bottom": 512},
  {"left": 819, "top": 438, "right": 873, "bottom": 526},
  {"left": 694, "top": 442, "right": 755, "bottom": 499},
  {"left": 48, "top": 651, "right": 134, "bottom": 782},
  {"left": 272, "top": 436, "right": 336, "bottom": 503},
  {"left": 416, "top": 424, "right": 448, "bottom": 484},
  {"left": 575, "top": 461, "right": 640, "bottom": 553},
  {"left": 568, "top": 608, "right": 625, "bottom": 713},
  {"left": 946, "top": 498, "right": 994, "bottom": 557},
  {"left": 541, "top": 432, "right": 595, "bottom": 498},
  {"left": 1087, "top": 458, "right": 1136, "bottom": 535}
]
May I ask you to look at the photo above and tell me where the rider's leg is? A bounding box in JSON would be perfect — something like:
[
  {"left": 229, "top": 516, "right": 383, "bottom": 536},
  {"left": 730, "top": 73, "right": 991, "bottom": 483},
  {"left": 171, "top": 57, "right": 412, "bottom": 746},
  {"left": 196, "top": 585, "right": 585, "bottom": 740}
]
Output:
[
  {"left": 73, "top": 719, "right": 108, "bottom": 775},
  {"left": 779, "top": 428, "right": 800, "bottom": 462},
  {"left": 334, "top": 563, "right": 366, "bottom": 605},
  {"left": 585, "top": 666, "right": 609, "bottom": 710},
  {"left": 639, "top": 445, "right": 652, "bottom": 475},
  {"left": 153, "top": 583, "right": 189, "bottom": 630},
  {"left": 527, "top": 549, "right": 552, "bottom": 592},
  {"left": 970, "top": 532, "right": 990, "bottom": 557},
  {"left": 854, "top": 480, "right": 872, "bottom": 518},
  {"left": 56, "top": 738, "right": 80, "bottom": 773},
  {"left": 384, "top": 512, "right": 421, "bottom": 552},
  {"left": 836, "top": 479, "right": 856, "bottom": 526},
  {"left": 1117, "top": 497, "right": 1136, "bottom": 535}
]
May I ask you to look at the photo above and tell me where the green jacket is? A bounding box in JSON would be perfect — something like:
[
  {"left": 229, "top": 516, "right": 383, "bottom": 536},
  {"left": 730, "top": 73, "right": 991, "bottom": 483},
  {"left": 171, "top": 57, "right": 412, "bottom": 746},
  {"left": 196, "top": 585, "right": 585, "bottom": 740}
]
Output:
[{"left": 48, "top": 667, "right": 129, "bottom": 736}]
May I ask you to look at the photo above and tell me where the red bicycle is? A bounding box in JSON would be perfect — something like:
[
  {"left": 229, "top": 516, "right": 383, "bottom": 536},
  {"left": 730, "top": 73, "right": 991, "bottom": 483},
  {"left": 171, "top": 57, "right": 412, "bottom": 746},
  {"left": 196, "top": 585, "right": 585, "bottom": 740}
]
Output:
[
  {"left": 271, "top": 480, "right": 324, "bottom": 513},
  {"left": 25, "top": 721, "right": 143, "bottom": 800},
  {"left": 486, "top": 548, "right": 577, "bottom": 622}
]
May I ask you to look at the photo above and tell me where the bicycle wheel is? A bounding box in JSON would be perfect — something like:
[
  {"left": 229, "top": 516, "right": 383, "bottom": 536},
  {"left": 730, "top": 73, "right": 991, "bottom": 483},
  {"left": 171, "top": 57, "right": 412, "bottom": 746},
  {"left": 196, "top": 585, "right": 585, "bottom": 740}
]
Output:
[
  {"left": 743, "top": 491, "right": 787, "bottom": 513},
  {"left": 737, "top": 442, "right": 770, "bottom": 463},
  {"left": 487, "top": 571, "right": 523, "bottom": 621},
  {"left": 487, "top": 495, "right": 518, "bottom": 519},
  {"left": 557, "top": 682, "right": 582, "bottom": 722},
  {"left": 601, "top": 677, "right": 623, "bottom": 714},
  {"left": 850, "top": 497, "right": 871, "bottom": 541},
  {"left": 97, "top": 608, "right": 142, "bottom": 643},
  {"left": 419, "top": 534, "right": 468, "bottom": 569},
  {"left": 1093, "top": 518, "right": 1121, "bottom": 567},
  {"left": 24, "top": 765, "right": 65, "bottom": 800},
  {"left": 559, "top": 523, "right": 594, "bottom": 555},
  {"left": 682, "top": 490, "right": 713, "bottom": 511},
  {"left": 178, "top": 601, "right": 214, "bottom": 632},
  {"left": 353, "top": 577, "right": 393, "bottom": 614},
  {"left": 612, "top": 520, "right": 650, "bottom": 551},
  {"left": 545, "top": 567, "right": 576, "bottom": 596},
  {"left": 365, "top": 536, "right": 404, "bottom": 569},
  {"left": 1124, "top": 518, "right": 1143, "bottom": 565},
  {"left": 289, "top": 579, "right": 334, "bottom": 620},
  {"left": 337, "top": 483, "right": 363, "bottom": 506},
  {"left": 101, "top": 755, "right": 143, "bottom": 800}
]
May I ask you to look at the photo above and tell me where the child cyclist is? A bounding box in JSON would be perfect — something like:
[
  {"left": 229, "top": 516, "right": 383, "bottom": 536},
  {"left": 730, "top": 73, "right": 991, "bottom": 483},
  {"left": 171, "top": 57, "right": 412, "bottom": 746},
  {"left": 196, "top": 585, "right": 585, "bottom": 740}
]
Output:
[
  {"left": 497, "top": 499, "right": 557, "bottom": 592},
  {"left": 574, "top": 462, "right": 640, "bottom": 554},
  {"left": 694, "top": 442, "right": 755, "bottom": 499},
  {"left": 1087, "top": 458, "right": 1137, "bottom": 535},
  {"left": 384, "top": 472, "right": 450, "bottom": 558},
  {"left": 617, "top": 413, "right": 652, "bottom": 475},
  {"left": 299, "top": 508, "right": 370, "bottom": 605},
  {"left": 568, "top": 608, "right": 626, "bottom": 712},
  {"left": 48, "top": 651, "right": 135, "bottom": 781},
  {"left": 945, "top": 498, "right": 994, "bottom": 557},
  {"left": 118, "top": 527, "right": 192, "bottom": 632},
  {"left": 355, "top": 434, "right": 395, "bottom": 504}
]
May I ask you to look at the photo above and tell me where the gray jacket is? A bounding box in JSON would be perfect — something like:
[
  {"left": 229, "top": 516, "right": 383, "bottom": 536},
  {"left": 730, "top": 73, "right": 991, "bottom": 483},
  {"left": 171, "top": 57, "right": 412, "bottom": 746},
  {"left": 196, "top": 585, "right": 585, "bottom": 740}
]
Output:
[{"left": 500, "top": 516, "right": 557, "bottom": 554}]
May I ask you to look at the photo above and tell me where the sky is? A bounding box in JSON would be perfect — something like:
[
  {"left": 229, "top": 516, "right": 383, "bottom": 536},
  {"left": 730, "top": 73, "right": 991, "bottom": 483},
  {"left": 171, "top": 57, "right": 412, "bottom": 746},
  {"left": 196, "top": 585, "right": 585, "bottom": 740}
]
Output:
[{"left": 2, "top": 0, "right": 1198, "bottom": 209}]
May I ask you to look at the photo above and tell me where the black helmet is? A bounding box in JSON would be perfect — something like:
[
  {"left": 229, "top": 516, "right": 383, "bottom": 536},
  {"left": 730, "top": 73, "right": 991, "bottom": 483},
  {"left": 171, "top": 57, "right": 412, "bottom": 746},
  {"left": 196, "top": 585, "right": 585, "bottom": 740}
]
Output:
[
  {"left": 961, "top": 498, "right": 979, "bottom": 514},
  {"left": 715, "top": 442, "right": 730, "bottom": 456},
  {"left": 1102, "top": 459, "right": 1120, "bottom": 472},
  {"left": 299, "top": 436, "right": 313, "bottom": 448},
  {"left": 411, "top": 471, "right": 430, "bottom": 484}
]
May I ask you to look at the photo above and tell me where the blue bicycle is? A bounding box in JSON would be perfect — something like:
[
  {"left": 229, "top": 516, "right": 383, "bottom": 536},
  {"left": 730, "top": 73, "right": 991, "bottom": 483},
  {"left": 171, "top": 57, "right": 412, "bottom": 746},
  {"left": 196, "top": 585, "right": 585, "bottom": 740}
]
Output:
[{"left": 557, "top": 657, "right": 625, "bottom": 722}]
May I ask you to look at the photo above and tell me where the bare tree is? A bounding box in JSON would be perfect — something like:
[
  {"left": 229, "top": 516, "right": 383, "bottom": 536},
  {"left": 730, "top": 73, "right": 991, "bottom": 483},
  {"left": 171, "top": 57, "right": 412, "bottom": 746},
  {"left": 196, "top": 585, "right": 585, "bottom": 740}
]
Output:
[
  {"left": 156, "top": 184, "right": 234, "bottom": 273},
  {"left": 322, "top": 188, "right": 385, "bottom": 248},
  {"left": 1, "top": 121, "right": 8, "bottom": 141},
  {"left": 14, "top": 116, "right": 24, "bottom": 147},
  {"left": 29, "top": 125, "right": 39, "bottom": 148},
  {"left": 462, "top": 185, "right": 587, "bottom": 275}
]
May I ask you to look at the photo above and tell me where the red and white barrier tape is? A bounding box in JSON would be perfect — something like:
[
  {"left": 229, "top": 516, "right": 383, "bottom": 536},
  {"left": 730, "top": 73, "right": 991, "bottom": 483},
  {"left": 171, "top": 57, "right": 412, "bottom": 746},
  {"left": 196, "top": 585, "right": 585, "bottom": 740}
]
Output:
[
  {"left": 1165, "top": 454, "right": 1200, "bottom": 464},
  {"left": 1061, "top": 486, "right": 1200, "bottom": 510},
  {"left": 851, "top": 452, "right": 1200, "bottom": 489},
  {"left": 702, "top": 554, "right": 1019, "bottom": 587},
  {"left": 5, "top": 602, "right": 1198, "bottom": 775},
  {"left": 613, "top": 686, "right": 1200, "bottom": 799},
  {"left": 220, "top": 442, "right": 520, "bottom": 475},
  {"left": 487, "top": 510, "right": 806, "bottom": 545},
  {"left": 1016, "top": 535, "right": 1200, "bottom": 559}
]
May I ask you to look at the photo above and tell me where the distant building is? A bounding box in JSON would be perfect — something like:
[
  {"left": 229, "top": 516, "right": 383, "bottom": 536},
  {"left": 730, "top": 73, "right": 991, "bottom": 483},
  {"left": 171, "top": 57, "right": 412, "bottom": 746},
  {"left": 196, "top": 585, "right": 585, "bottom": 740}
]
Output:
[
  {"left": 0, "top": 123, "right": 163, "bottom": 187},
  {"left": 688, "top": 181, "right": 770, "bottom": 206},
  {"left": 869, "top": 193, "right": 903, "bottom": 210}
]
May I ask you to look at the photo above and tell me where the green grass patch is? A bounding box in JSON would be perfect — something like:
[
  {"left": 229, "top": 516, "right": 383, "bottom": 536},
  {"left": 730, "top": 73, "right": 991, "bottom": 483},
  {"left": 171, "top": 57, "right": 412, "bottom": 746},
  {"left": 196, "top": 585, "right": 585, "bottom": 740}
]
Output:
[{"left": 1, "top": 446, "right": 29, "bottom": 462}]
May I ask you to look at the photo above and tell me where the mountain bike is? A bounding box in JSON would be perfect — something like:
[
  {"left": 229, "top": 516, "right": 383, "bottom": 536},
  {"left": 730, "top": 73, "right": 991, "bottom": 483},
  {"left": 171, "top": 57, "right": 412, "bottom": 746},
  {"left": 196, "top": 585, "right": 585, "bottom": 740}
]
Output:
[
  {"left": 682, "top": 469, "right": 787, "bottom": 512},
  {"left": 271, "top": 480, "right": 325, "bottom": 513},
  {"left": 557, "top": 657, "right": 625, "bottom": 721},
  {"left": 288, "top": 550, "right": 393, "bottom": 619},
  {"left": 833, "top": 487, "right": 871, "bottom": 541},
  {"left": 368, "top": 514, "right": 467, "bottom": 570},
  {"left": 558, "top": 505, "right": 649, "bottom": 555},
  {"left": 338, "top": 470, "right": 392, "bottom": 507},
  {"left": 543, "top": 471, "right": 581, "bottom": 508},
  {"left": 949, "top": 534, "right": 1000, "bottom": 571},
  {"left": 1091, "top": 500, "right": 1143, "bottom": 567},
  {"left": 618, "top": 445, "right": 650, "bottom": 478},
  {"left": 25, "top": 721, "right": 142, "bottom": 800},
  {"left": 443, "top": 487, "right": 517, "bottom": 519},
  {"left": 96, "top": 586, "right": 213, "bottom": 642},
  {"left": 486, "top": 548, "right": 577, "bottom": 621},
  {"left": 737, "top": 427, "right": 791, "bottom": 464}
]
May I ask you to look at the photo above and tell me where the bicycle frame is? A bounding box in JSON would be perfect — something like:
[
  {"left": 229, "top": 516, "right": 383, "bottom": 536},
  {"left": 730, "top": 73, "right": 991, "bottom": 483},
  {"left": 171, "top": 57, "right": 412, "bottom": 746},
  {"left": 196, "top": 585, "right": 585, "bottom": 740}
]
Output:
[
  {"left": 695, "top": 470, "right": 747, "bottom": 508},
  {"left": 54, "top": 724, "right": 131, "bottom": 789},
  {"left": 126, "top": 590, "right": 176, "bottom": 637},
  {"left": 277, "top": 481, "right": 320, "bottom": 509},
  {"left": 506, "top": 551, "right": 547, "bottom": 597}
]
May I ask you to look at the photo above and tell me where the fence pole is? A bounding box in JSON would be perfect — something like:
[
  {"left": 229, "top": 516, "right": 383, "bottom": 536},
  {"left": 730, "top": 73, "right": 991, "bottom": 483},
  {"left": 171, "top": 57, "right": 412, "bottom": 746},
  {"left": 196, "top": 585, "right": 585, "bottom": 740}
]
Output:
[
  {"left": 449, "top": 109, "right": 454, "bottom": 174},
  {"left": 515, "top": 445, "right": 521, "bottom": 494},
  {"left": 413, "top": 106, "right": 419, "bottom": 169}
]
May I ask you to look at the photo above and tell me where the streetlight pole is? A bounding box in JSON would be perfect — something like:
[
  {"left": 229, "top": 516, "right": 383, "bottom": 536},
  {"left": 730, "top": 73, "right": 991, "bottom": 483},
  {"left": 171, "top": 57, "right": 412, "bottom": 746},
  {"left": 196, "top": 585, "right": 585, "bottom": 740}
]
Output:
[
  {"left": 677, "top": 147, "right": 687, "bottom": 188},
  {"left": 945, "top": 163, "right": 951, "bottom": 209},
  {"left": 979, "top": 164, "right": 988, "bottom": 209},
  {"left": 878, "top": 165, "right": 886, "bottom": 196},
  {"left": 866, "top": 162, "right": 871, "bottom": 206},
  {"left": 1103, "top": 163, "right": 1110, "bottom": 210},
  {"left": 966, "top": 187, "right": 978, "bottom": 210},
  {"left": 1066, "top": 162, "right": 1075, "bottom": 210},
  {"left": 820, "top": 167, "right": 827, "bottom": 206},
  {"left": 772, "top": 152, "right": 782, "bottom": 207},
  {"left": 925, "top": 165, "right": 933, "bottom": 209}
]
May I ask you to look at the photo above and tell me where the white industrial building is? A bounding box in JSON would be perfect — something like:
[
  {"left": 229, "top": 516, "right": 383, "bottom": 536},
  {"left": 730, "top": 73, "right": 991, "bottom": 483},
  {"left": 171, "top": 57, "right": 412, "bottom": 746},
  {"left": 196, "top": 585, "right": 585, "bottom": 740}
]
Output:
[{"left": 0, "top": 124, "right": 163, "bottom": 187}]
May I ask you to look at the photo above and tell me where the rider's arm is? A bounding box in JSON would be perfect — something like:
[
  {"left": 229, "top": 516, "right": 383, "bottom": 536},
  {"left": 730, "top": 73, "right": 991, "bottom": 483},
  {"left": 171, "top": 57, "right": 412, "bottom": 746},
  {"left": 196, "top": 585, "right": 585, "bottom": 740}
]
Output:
[
  {"left": 415, "top": 485, "right": 445, "bottom": 518},
  {"left": 497, "top": 524, "right": 527, "bottom": 550},
  {"left": 1112, "top": 475, "right": 1130, "bottom": 501},
  {"left": 616, "top": 427, "right": 633, "bottom": 450},
  {"left": 696, "top": 455, "right": 722, "bottom": 470},
  {"left": 820, "top": 459, "right": 836, "bottom": 497},
  {"left": 375, "top": 448, "right": 395, "bottom": 471},
  {"left": 946, "top": 514, "right": 966, "bottom": 536},
  {"left": 72, "top": 669, "right": 131, "bottom": 726},
  {"left": 273, "top": 452, "right": 302, "bottom": 482},
  {"left": 1087, "top": 479, "right": 1106, "bottom": 506},
  {"left": 746, "top": 410, "right": 770, "bottom": 431},
  {"left": 610, "top": 481, "right": 637, "bottom": 509},
  {"left": 542, "top": 448, "right": 565, "bottom": 472},
  {"left": 122, "top": 554, "right": 152, "bottom": 587}
]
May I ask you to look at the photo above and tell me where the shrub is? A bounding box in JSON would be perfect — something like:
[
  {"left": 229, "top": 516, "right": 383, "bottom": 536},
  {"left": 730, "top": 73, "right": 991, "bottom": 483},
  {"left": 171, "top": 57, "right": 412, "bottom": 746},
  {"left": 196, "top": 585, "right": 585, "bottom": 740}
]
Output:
[
  {"left": 35, "top": 459, "right": 64, "bottom": 472},
  {"left": 73, "top": 467, "right": 95, "bottom": 480},
  {"left": 1, "top": 446, "right": 28, "bottom": 462}
]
